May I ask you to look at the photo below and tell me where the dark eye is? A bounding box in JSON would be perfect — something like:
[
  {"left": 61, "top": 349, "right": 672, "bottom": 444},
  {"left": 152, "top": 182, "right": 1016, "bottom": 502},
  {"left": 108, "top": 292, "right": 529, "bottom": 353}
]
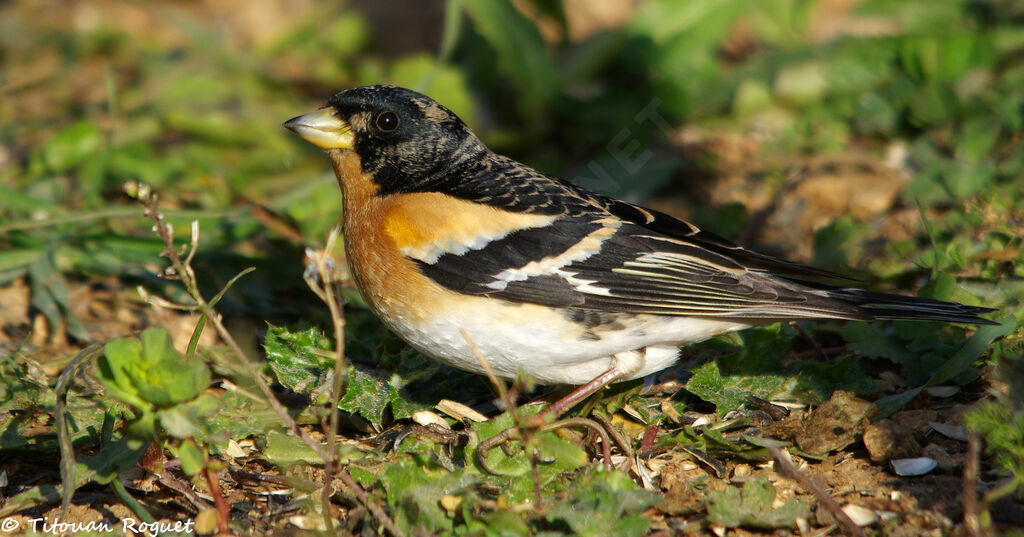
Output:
[{"left": 375, "top": 111, "right": 400, "bottom": 132}]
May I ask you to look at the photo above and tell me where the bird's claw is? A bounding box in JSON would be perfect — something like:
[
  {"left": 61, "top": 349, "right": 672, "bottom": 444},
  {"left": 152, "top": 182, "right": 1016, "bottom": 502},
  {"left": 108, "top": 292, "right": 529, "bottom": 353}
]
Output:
[{"left": 475, "top": 414, "right": 622, "bottom": 475}]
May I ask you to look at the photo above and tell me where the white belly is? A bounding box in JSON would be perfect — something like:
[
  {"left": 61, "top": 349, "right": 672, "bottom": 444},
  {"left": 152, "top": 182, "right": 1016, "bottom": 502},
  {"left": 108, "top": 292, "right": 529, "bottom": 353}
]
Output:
[{"left": 382, "top": 297, "right": 754, "bottom": 385}]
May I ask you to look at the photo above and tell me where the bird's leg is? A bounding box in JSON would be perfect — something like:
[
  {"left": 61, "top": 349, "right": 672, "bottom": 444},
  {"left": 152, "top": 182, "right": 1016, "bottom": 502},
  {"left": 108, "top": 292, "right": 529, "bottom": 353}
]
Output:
[
  {"left": 385, "top": 423, "right": 466, "bottom": 452},
  {"left": 477, "top": 413, "right": 617, "bottom": 475},
  {"left": 477, "top": 350, "right": 645, "bottom": 475},
  {"left": 526, "top": 367, "right": 625, "bottom": 428}
]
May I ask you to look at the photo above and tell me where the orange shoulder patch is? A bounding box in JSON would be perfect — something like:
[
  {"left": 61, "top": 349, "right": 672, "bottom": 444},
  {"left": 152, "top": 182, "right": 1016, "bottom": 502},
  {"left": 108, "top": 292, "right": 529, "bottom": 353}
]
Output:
[{"left": 382, "top": 193, "right": 555, "bottom": 263}]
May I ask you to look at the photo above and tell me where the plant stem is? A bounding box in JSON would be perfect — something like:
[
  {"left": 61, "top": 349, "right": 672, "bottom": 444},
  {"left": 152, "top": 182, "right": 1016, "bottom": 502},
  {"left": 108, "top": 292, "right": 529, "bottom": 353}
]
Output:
[
  {"left": 203, "top": 466, "right": 230, "bottom": 535},
  {"left": 111, "top": 479, "right": 157, "bottom": 525},
  {"left": 140, "top": 195, "right": 404, "bottom": 537},
  {"left": 317, "top": 228, "right": 348, "bottom": 537},
  {"left": 766, "top": 444, "right": 864, "bottom": 537}
]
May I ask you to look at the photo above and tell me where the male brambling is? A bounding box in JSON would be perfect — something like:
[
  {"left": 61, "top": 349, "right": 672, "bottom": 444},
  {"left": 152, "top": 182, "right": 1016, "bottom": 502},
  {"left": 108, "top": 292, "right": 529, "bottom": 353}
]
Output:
[{"left": 284, "top": 85, "right": 995, "bottom": 408}]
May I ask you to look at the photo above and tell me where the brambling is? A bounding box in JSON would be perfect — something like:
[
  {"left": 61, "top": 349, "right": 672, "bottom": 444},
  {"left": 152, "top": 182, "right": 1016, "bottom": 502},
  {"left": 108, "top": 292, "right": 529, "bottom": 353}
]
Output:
[{"left": 284, "top": 85, "right": 995, "bottom": 413}]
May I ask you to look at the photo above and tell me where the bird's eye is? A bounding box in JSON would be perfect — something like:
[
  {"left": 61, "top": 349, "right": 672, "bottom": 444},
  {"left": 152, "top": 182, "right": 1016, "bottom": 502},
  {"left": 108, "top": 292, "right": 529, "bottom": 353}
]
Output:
[{"left": 375, "top": 111, "right": 400, "bottom": 132}]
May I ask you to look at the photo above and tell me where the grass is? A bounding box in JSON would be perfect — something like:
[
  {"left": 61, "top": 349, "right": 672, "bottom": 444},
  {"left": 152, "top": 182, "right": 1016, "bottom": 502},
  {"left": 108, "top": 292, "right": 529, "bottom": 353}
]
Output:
[{"left": 1, "top": 0, "right": 1023, "bottom": 535}]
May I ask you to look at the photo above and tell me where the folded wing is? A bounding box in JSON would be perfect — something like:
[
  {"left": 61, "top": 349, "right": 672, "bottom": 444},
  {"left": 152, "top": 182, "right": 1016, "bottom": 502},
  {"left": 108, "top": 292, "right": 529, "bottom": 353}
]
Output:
[{"left": 413, "top": 198, "right": 995, "bottom": 325}]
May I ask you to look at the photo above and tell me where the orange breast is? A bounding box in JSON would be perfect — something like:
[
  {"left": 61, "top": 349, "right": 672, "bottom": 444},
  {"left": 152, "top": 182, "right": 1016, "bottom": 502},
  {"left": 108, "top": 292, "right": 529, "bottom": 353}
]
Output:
[
  {"left": 327, "top": 151, "right": 432, "bottom": 322},
  {"left": 328, "top": 150, "right": 534, "bottom": 325},
  {"left": 327, "top": 150, "right": 559, "bottom": 325}
]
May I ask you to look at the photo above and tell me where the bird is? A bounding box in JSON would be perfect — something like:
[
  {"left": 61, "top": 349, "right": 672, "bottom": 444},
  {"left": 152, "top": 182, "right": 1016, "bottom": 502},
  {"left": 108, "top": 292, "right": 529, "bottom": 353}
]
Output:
[{"left": 283, "top": 85, "right": 996, "bottom": 417}]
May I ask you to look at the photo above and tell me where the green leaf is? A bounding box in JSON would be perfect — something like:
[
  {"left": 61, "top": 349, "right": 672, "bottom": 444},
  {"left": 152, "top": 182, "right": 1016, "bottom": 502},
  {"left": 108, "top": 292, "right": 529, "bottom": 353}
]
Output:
[
  {"left": 177, "top": 438, "right": 206, "bottom": 476},
  {"left": 535, "top": 431, "right": 590, "bottom": 469},
  {"left": 685, "top": 328, "right": 792, "bottom": 414},
  {"left": 264, "top": 432, "right": 371, "bottom": 469},
  {"left": 207, "top": 390, "right": 286, "bottom": 439},
  {"left": 854, "top": 92, "right": 898, "bottom": 134},
  {"left": 826, "top": 40, "right": 897, "bottom": 96},
  {"left": 774, "top": 61, "right": 828, "bottom": 106},
  {"left": 264, "top": 324, "right": 464, "bottom": 428},
  {"left": 97, "top": 328, "right": 213, "bottom": 439},
  {"left": 164, "top": 110, "right": 264, "bottom": 145},
  {"left": 479, "top": 510, "right": 530, "bottom": 536},
  {"left": 78, "top": 436, "right": 149, "bottom": 485},
  {"left": 39, "top": 121, "right": 103, "bottom": 173},
  {"left": 137, "top": 328, "right": 211, "bottom": 407},
  {"left": 546, "top": 469, "right": 658, "bottom": 537},
  {"left": 348, "top": 466, "right": 376, "bottom": 489},
  {"left": 922, "top": 316, "right": 1016, "bottom": 388},
  {"left": 379, "top": 458, "right": 477, "bottom": 535},
  {"left": 0, "top": 485, "right": 62, "bottom": 518},
  {"left": 0, "top": 248, "right": 43, "bottom": 276},
  {"left": 686, "top": 361, "right": 786, "bottom": 415},
  {"left": 811, "top": 215, "right": 867, "bottom": 268},
  {"left": 941, "top": 161, "right": 996, "bottom": 200},
  {"left": 0, "top": 185, "right": 52, "bottom": 212},
  {"left": 469, "top": 405, "right": 590, "bottom": 487},
  {"left": 262, "top": 430, "right": 324, "bottom": 466},
  {"left": 28, "top": 248, "right": 87, "bottom": 341},
  {"left": 158, "top": 394, "right": 219, "bottom": 439},
  {"left": 263, "top": 324, "right": 334, "bottom": 395},
  {"left": 918, "top": 273, "right": 959, "bottom": 301},
  {"left": 125, "top": 411, "right": 158, "bottom": 440},
  {"left": 966, "top": 390, "right": 1024, "bottom": 497},
  {"left": 706, "top": 476, "right": 809, "bottom": 529},
  {"left": 628, "top": 0, "right": 746, "bottom": 117},
  {"left": 957, "top": 117, "right": 1001, "bottom": 162},
  {"left": 841, "top": 323, "right": 917, "bottom": 363},
  {"left": 792, "top": 355, "right": 877, "bottom": 404},
  {"left": 0, "top": 356, "right": 109, "bottom": 451},
  {"left": 876, "top": 316, "right": 1015, "bottom": 416},
  {"left": 97, "top": 338, "right": 149, "bottom": 411},
  {"left": 908, "top": 83, "right": 955, "bottom": 127},
  {"left": 336, "top": 363, "right": 392, "bottom": 426},
  {"left": 471, "top": 408, "right": 539, "bottom": 476},
  {"left": 462, "top": 0, "right": 560, "bottom": 122},
  {"left": 733, "top": 79, "right": 773, "bottom": 117},
  {"left": 322, "top": 12, "right": 370, "bottom": 56}
]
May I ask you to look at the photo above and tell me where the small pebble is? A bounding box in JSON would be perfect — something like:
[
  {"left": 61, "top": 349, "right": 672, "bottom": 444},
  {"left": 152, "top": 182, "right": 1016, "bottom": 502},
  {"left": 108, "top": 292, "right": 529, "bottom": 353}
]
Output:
[
  {"left": 890, "top": 457, "right": 938, "bottom": 477},
  {"left": 842, "top": 504, "right": 878, "bottom": 526}
]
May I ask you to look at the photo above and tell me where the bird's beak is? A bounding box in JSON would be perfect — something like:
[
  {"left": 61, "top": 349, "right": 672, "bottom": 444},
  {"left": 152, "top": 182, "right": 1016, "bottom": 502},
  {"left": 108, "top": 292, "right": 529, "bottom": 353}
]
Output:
[{"left": 283, "top": 108, "right": 354, "bottom": 150}]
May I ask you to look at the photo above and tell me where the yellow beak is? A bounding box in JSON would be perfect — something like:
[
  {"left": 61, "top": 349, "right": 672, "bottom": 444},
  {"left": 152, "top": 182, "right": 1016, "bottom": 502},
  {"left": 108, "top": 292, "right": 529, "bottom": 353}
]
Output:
[{"left": 283, "top": 108, "right": 354, "bottom": 150}]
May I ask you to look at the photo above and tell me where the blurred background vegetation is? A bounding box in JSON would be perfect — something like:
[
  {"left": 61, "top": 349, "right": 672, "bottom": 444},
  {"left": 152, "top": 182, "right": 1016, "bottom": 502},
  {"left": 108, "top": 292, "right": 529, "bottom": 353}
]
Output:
[
  {"left": 2, "top": 0, "right": 1024, "bottom": 534},
  {"left": 2, "top": 0, "right": 1022, "bottom": 324}
]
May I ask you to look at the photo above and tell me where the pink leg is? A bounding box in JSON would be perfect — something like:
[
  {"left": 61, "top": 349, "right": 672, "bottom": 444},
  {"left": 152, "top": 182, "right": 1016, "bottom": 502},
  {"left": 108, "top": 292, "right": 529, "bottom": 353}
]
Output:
[{"left": 528, "top": 366, "right": 624, "bottom": 427}]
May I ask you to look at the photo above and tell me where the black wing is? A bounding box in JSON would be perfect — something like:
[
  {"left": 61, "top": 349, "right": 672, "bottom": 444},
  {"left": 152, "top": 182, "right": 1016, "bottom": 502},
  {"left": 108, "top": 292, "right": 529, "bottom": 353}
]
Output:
[{"left": 419, "top": 159, "right": 996, "bottom": 324}]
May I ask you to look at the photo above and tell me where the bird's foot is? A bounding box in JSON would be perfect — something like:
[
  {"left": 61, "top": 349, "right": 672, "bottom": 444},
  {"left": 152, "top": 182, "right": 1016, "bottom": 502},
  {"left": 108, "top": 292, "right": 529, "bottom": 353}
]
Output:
[
  {"left": 476, "top": 413, "right": 618, "bottom": 475},
  {"left": 475, "top": 366, "right": 635, "bottom": 476}
]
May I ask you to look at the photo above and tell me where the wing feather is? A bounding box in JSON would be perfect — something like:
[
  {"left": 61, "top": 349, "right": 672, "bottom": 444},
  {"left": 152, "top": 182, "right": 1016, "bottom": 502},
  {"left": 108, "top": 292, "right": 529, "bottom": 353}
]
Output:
[
  {"left": 409, "top": 160, "right": 994, "bottom": 325},
  {"left": 416, "top": 216, "right": 872, "bottom": 320}
]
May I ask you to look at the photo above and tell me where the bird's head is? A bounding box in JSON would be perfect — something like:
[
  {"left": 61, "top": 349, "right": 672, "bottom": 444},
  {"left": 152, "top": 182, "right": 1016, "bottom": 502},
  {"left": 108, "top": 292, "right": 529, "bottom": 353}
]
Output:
[{"left": 284, "top": 85, "right": 485, "bottom": 195}]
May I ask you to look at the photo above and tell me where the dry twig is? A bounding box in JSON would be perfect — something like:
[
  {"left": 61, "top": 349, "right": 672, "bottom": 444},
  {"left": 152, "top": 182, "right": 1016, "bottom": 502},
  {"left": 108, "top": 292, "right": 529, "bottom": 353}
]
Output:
[
  {"left": 129, "top": 183, "right": 403, "bottom": 537},
  {"left": 766, "top": 444, "right": 864, "bottom": 537},
  {"left": 964, "top": 430, "right": 985, "bottom": 537}
]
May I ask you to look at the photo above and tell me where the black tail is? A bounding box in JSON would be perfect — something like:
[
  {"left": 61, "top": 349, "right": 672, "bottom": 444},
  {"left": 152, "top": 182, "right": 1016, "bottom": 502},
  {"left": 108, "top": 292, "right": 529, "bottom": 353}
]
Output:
[{"left": 826, "top": 287, "right": 999, "bottom": 325}]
